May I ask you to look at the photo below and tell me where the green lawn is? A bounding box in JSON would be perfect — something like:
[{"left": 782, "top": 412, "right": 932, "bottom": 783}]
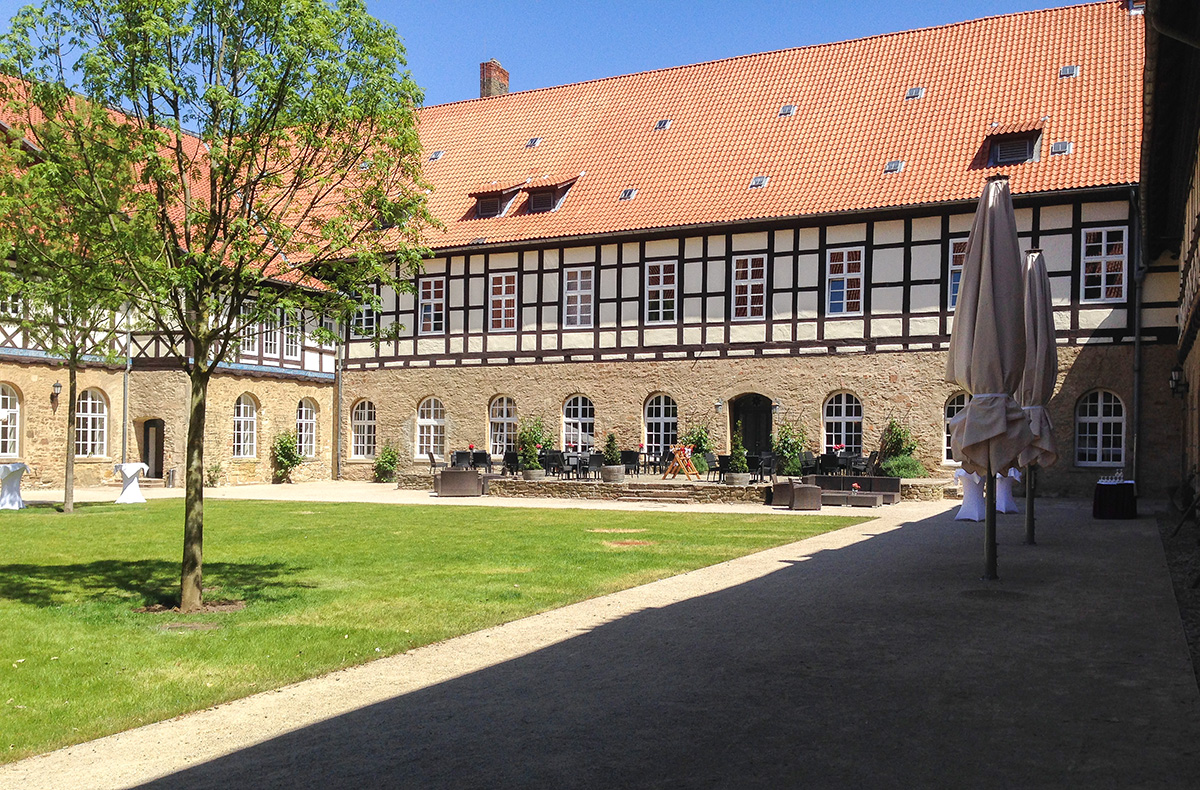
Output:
[{"left": 0, "top": 499, "right": 864, "bottom": 761}]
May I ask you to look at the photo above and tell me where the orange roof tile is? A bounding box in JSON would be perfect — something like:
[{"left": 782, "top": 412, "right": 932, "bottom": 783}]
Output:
[{"left": 415, "top": 1, "right": 1143, "bottom": 251}]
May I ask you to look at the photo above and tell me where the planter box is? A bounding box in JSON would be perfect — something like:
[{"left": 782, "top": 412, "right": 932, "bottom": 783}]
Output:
[{"left": 726, "top": 472, "right": 752, "bottom": 486}]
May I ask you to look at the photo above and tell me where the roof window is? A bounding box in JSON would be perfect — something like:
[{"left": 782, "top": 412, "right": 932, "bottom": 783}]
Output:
[
  {"left": 618, "top": 188, "right": 637, "bottom": 201},
  {"left": 749, "top": 176, "right": 769, "bottom": 189},
  {"left": 654, "top": 119, "right": 671, "bottom": 131},
  {"left": 1059, "top": 65, "right": 1079, "bottom": 79},
  {"left": 428, "top": 150, "right": 444, "bottom": 161},
  {"left": 778, "top": 104, "right": 796, "bottom": 117},
  {"left": 904, "top": 87, "right": 925, "bottom": 100},
  {"left": 991, "top": 135, "right": 1037, "bottom": 165},
  {"left": 528, "top": 190, "right": 556, "bottom": 213},
  {"left": 476, "top": 196, "right": 503, "bottom": 218},
  {"left": 358, "top": 159, "right": 372, "bottom": 171},
  {"left": 526, "top": 137, "right": 542, "bottom": 148},
  {"left": 1050, "top": 141, "right": 1074, "bottom": 156},
  {"left": 883, "top": 160, "right": 905, "bottom": 174}
]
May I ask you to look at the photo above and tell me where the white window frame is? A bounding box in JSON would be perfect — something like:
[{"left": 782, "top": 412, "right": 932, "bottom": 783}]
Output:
[
  {"left": 646, "top": 261, "right": 677, "bottom": 324},
  {"left": 352, "top": 400, "right": 377, "bottom": 459},
  {"left": 319, "top": 314, "right": 338, "bottom": 349},
  {"left": 0, "top": 383, "right": 19, "bottom": 457},
  {"left": 1080, "top": 226, "right": 1128, "bottom": 304},
  {"left": 563, "top": 267, "right": 594, "bottom": 329},
  {"left": 232, "top": 394, "right": 257, "bottom": 459},
  {"left": 732, "top": 255, "right": 766, "bottom": 321},
  {"left": 644, "top": 395, "right": 678, "bottom": 457},
  {"left": 489, "top": 396, "right": 517, "bottom": 456},
  {"left": 489, "top": 272, "right": 518, "bottom": 332},
  {"left": 282, "top": 310, "right": 301, "bottom": 360},
  {"left": 352, "top": 286, "right": 380, "bottom": 338},
  {"left": 417, "top": 397, "right": 445, "bottom": 459},
  {"left": 823, "top": 393, "right": 863, "bottom": 454},
  {"left": 1075, "top": 390, "right": 1125, "bottom": 467},
  {"left": 944, "top": 393, "right": 970, "bottom": 464},
  {"left": 419, "top": 277, "right": 445, "bottom": 335},
  {"left": 949, "top": 239, "right": 969, "bottom": 309},
  {"left": 261, "top": 311, "right": 279, "bottom": 356},
  {"left": 240, "top": 302, "right": 258, "bottom": 356},
  {"left": 563, "top": 395, "right": 595, "bottom": 451},
  {"left": 0, "top": 294, "right": 21, "bottom": 317},
  {"left": 826, "top": 248, "right": 864, "bottom": 317},
  {"left": 296, "top": 399, "right": 317, "bottom": 458},
  {"left": 75, "top": 389, "right": 108, "bottom": 458}
]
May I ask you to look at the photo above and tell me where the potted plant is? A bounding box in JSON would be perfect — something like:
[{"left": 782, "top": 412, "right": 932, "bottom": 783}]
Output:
[
  {"left": 600, "top": 432, "right": 624, "bottom": 483},
  {"left": 726, "top": 424, "right": 752, "bottom": 486},
  {"left": 516, "top": 416, "right": 548, "bottom": 481}
]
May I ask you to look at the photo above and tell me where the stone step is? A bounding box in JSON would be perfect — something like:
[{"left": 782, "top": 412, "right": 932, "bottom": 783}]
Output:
[{"left": 617, "top": 496, "right": 695, "bottom": 503}]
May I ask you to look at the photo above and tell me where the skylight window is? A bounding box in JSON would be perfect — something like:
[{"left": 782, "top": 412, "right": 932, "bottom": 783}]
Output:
[
  {"left": 526, "top": 137, "right": 542, "bottom": 148},
  {"left": 428, "top": 150, "right": 444, "bottom": 161},
  {"left": 1050, "top": 141, "right": 1074, "bottom": 156},
  {"left": 618, "top": 188, "right": 637, "bottom": 201},
  {"left": 1059, "top": 65, "right": 1079, "bottom": 78},
  {"left": 358, "top": 159, "right": 372, "bottom": 171},
  {"left": 883, "top": 160, "right": 905, "bottom": 173},
  {"left": 778, "top": 104, "right": 796, "bottom": 117},
  {"left": 904, "top": 87, "right": 925, "bottom": 100},
  {"left": 654, "top": 119, "right": 671, "bottom": 131},
  {"left": 749, "top": 176, "right": 769, "bottom": 189}
]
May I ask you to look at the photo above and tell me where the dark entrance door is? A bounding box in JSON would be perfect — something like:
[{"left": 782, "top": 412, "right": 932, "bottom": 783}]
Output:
[
  {"left": 731, "top": 394, "right": 772, "bottom": 456},
  {"left": 142, "top": 419, "right": 165, "bottom": 479}
]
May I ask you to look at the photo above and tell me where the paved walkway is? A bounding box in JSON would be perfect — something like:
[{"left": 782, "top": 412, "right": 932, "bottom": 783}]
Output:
[{"left": 3, "top": 495, "right": 1199, "bottom": 788}]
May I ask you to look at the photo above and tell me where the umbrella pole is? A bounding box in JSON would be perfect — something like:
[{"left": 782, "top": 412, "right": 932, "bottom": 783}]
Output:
[
  {"left": 985, "top": 458, "right": 998, "bottom": 580},
  {"left": 1024, "top": 463, "right": 1037, "bottom": 545}
]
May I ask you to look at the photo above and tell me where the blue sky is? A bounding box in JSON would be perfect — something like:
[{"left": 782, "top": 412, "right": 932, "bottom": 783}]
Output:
[{"left": 0, "top": 0, "right": 1075, "bottom": 106}]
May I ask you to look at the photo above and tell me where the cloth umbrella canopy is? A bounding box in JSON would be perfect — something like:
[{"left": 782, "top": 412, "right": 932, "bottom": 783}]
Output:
[
  {"left": 1017, "top": 249, "right": 1058, "bottom": 469},
  {"left": 945, "top": 175, "right": 1033, "bottom": 579},
  {"left": 945, "top": 175, "right": 1034, "bottom": 477}
]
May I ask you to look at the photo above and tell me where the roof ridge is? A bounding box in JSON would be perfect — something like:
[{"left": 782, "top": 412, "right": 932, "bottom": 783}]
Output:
[{"left": 420, "top": 1, "right": 1119, "bottom": 112}]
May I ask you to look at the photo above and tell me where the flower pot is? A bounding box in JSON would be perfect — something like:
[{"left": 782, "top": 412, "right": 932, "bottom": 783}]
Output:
[
  {"left": 600, "top": 465, "right": 625, "bottom": 483},
  {"left": 725, "top": 472, "right": 752, "bottom": 486},
  {"left": 522, "top": 469, "right": 546, "bottom": 481}
]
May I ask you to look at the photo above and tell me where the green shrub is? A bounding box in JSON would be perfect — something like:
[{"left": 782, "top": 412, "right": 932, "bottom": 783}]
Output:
[
  {"left": 692, "top": 453, "right": 709, "bottom": 474},
  {"left": 772, "top": 421, "right": 808, "bottom": 475},
  {"left": 373, "top": 446, "right": 400, "bottom": 483},
  {"left": 272, "top": 432, "right": 304, "bottom": 483},
  {"left": 204, "top": 462, "right": 222, "bottom": 488},
  {"left": 602, "top": 433, "right": 621, "bottom": 465},
  {"left": 780, "top": 456, "right": 805, "bottom": 476},
  {"left": 880, "top": 454, "right": 928, "bottom": 478},
  {"left": 679, "top": 424, "right": 714, "bottom": 455},
  {"left": 729, "top": 424, "right": 749, "bottom": 474},
  {"left": 880, "top": 418, "right": 918, "bottom": 460},
  {"left": 516, "top": 416, "right": 551, "bottom": 470}
]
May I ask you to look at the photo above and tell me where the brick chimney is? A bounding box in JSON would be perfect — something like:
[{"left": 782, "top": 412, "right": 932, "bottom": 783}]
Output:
[{"left": 480, "top": 59, "right": 509, "bottom": 98}]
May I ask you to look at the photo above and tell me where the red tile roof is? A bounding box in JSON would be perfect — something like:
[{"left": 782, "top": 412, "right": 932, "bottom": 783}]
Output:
[{"left": 415, "top": 1, "right": 1143, "bottom": 251}]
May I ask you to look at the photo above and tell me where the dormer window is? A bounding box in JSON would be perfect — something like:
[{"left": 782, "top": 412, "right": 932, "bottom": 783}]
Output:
[
  {"left": 749, "top": 176, "right": 769, "bottom": 189},
  {"left": 883, "top": 160, "right": 905, "bottom": 173},
  {"left": 428, "top": 150, "right": 444, "bottom": 161},
  {"left": 476, "top": 196, "right": 502, "bottom": 217},
  {"left": 528, "top": 190, "right": 555, "bottom": 213},
  {"left": 989, "top": 132, "right": 1040, "bottom": 166},
  {"left": 526, "top": 137, "right": 542, "bottom": 148},
  {"left": 904, "top": 87, "right": 925, "bottom": 100},
  {"left": 618, "top": 188, "right": 637, "bottom": 201},
  {"left": 1059, "top": 65, "right": 1079, "bottom": 79},
  {"left": 654, "top": 119, "right": 671, "bottom": 131},
  {"left": 778, "top": 104, "right": 796, "bottom": 117}
]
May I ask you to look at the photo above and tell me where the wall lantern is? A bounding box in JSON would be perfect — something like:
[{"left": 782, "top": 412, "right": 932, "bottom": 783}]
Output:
[
  {"left": 714, "top": 398, "right": 723, "bottom": 413},
  {"left": 772, "top": 399, "right": 781, "bottom": 414},
  {"left": 51, "top": 380, "right": 62, "bottom": 412},
  {"left": 1170, "top": 365, "right": 1188, "bottom": 399}
]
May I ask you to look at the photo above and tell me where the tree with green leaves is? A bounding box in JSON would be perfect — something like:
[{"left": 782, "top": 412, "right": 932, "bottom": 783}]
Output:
[{"left": 0, "top": 0, "right": 433, "bottom": 611}]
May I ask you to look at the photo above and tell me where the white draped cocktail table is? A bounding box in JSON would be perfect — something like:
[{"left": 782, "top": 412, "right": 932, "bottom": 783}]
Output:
[
  {"left": 114, "top": 462, "right": 150, "bottom": 504},
  {"left": 0, "top": 462, "right": 29, "bottom": 510}
]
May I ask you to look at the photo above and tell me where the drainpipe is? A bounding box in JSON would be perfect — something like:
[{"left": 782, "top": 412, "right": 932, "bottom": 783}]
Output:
[
  {"left": 121, "top": 327, "right": 132, "bottom": 464},
  {"left": 1131, "top": 187, "right": 1145, "bottom": 486},
  {"left": 334, "top": 322, "right": 344, "bottom": 480}
]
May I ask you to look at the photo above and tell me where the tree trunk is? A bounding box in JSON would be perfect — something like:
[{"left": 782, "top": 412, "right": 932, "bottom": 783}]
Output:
[
  {"left": 63, "top": 359, "right": 77, "bottom": 513},
  {"left": 180, "top": 368, "right": 210, "bottom": 612}
]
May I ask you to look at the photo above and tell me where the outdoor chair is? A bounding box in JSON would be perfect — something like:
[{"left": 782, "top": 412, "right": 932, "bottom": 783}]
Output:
[
  {"left": 656, "top": 449, "right": 674, "bottom": 475},
  {"left": 717, "top": 454, "right": 731, "bottom": 483},
  {"left": 818, "top": 453, "right": 840, "bottom": 475},
  {"left": 620, "top": 450, "right": 640, "bottom": 476},
  {"left": 849, "top": 453, "right": 869, "bottom": 476},
  {"left": 502, "top": 451, "right": 519, "bottom": 475},
  {"left": 586, "top": 453, "right": 604, "bottom": 479},
  {"left": 428, "top": 452, "right": 447, "bottom": 475},
  {"left": 471, "top": 451, "right": 493, "bottom": 474},
  {"left": 801, "top": 450, "right": 819, "bottom": 476},
  {"left": 756, "top": 453, "right": 777, "bottom": 482},
  {"left": 542, "top": 450, "right": 564, "bottom": 477},
  {"left": 452, "top": 450, "right": 472, "bottom": 469},
  {"left": 747, "top": 455, "right": 761, "bottom": 480},
  {"left": 705, "top": 452, "right": 720, "bottom": 482}
]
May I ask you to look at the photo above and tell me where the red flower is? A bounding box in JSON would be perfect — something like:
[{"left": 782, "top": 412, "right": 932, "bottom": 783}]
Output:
[
  {"left": 469, "top": 444, "right": 475, "bottom": 451},
  {"left": 852, "top": 483, "right": 861, "bottom": 491},
  {"left": 535, "top": 444, "right": 542, "bottom": 450}
]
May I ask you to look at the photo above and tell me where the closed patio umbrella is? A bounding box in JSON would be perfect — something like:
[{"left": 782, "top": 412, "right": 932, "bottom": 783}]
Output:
[
  {"left": 946, "top": 175, "right": 1034, "bottom": 579},
  {"left": 1017, "top": 249, "right": 1059, "bottom": 546}
]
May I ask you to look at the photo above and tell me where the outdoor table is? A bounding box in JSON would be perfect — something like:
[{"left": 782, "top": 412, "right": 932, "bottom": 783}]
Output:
[
  {"left": 995, "top": 468, "right": 1021, "bottom": 514},
  {"left": 1093, "top": 480, "right": 1137, "bottom": 520},
  {"left": 955, "top": 468, "right": 985, "bottom": 522},
  {"left": 114, "top": 462, "right": 150, "bottom": 504},
  {"left": 0, "top": 462, "right": 29, "bottom": 510}
]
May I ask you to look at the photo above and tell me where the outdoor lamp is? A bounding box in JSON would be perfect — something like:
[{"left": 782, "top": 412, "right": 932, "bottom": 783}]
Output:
[
  {"left": 51, "top": 380, "right": 62, "bottom": 412},
  {"left": 714, "top": 398, "right": 723, "bottom": 413},
  {"left": 772, "top": 399, "right": 781, "bottom": 414},
  {"left": 1170, "top": 365, "right": 1188, "bottom": 398}
]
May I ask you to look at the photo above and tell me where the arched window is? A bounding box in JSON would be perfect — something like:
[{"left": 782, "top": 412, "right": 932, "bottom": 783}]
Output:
[
  {"left": 232, "top": 394, "right": 257, "bottom": 458},
  {"left": 352, "top": 400, "right": 377, "bottom": 459},
  {"left": 644, "top": 394, "right": 678, "bottom": 457},
  {"left": 416, "top": 397, "right": 445, "bottom": 458},
  {"left": 75, "top": 389, "right": 108, "bottom": 457},
  {"left": 563, "top": 395, "right": 595, "bottom": 451},
  {"left": 489, "top": 396, "right": 517, "bottom": 456},
  {"left": 823, "top": 393, "right": 863, "bottom": 454},
  {"left": 944, "top": 393, "right": 970, "bottom": 463},
  {"left": 296, "top": 399, "right": 317, "bottom": 458},
  {"left": 1076, "top": 390, "right": 1124, "bottom": 466},
  {"left": 0, "top": 384, "right": 19, "bottom": 457}
]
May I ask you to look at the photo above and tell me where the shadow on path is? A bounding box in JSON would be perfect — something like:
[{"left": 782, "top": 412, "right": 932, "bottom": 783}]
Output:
[{"left": 134, "top": 503, "right": 1200, "bottom": 789}]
